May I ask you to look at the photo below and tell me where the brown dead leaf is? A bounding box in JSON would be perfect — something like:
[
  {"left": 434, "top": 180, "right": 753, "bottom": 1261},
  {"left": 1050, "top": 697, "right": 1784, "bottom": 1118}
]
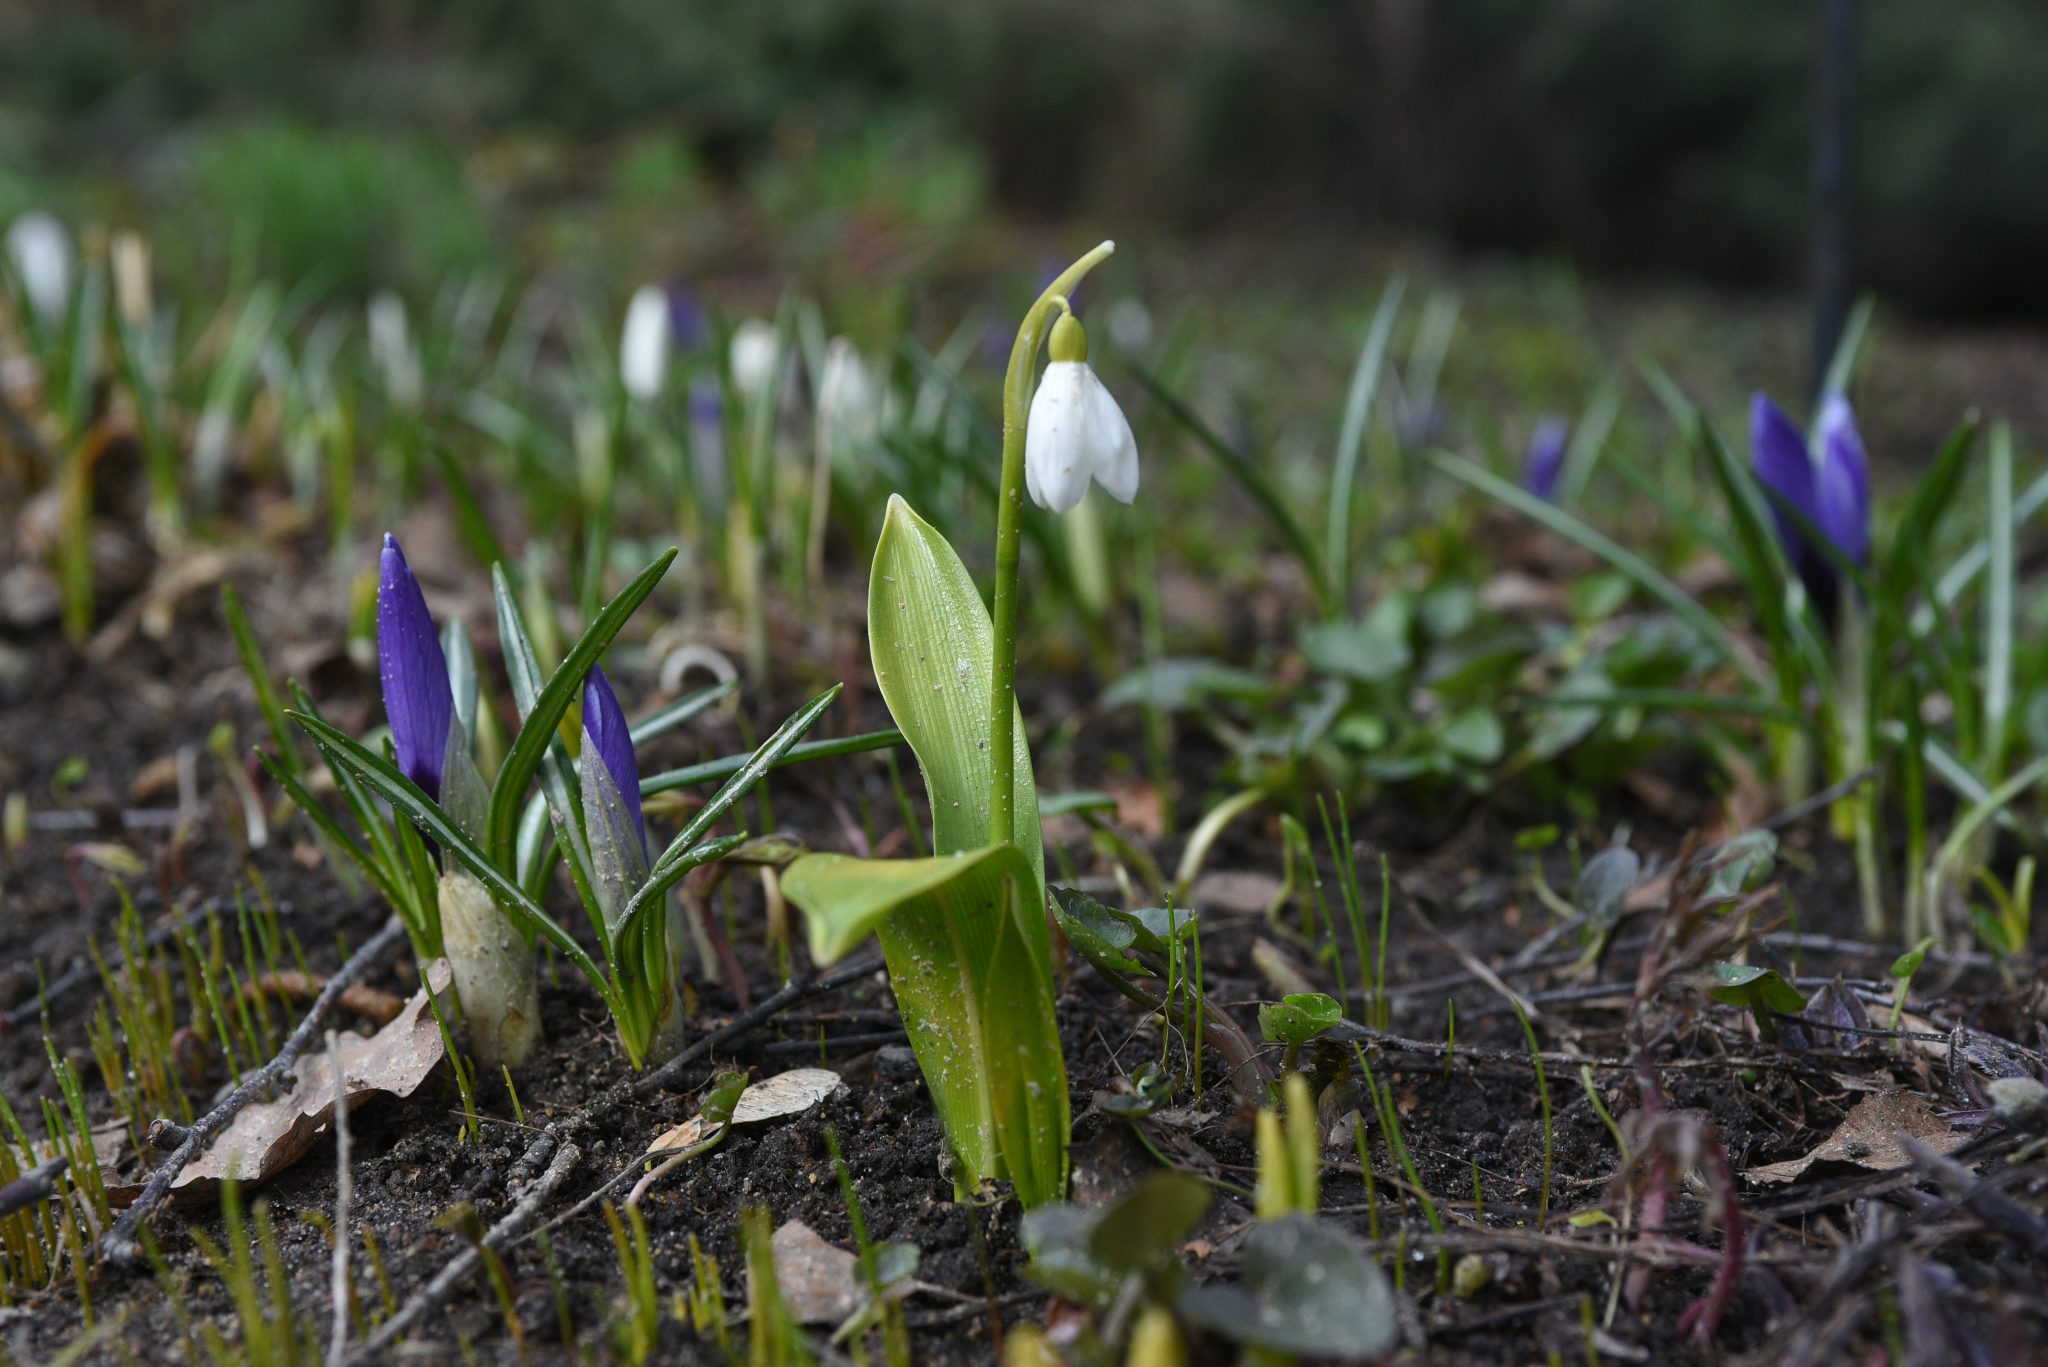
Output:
[
  {"left": 772, "top": 1220, "right": 865, "bottom": 1325},
  {"left": 1102, "top": 778, "right": 1166, "bottom": 839},
  {"left": 1251, "top": 938, "right": 1318, "bottom": 998},
  {"left": 107, "top": 960, "right": 451, "bottom": 1206},
  {"left": 1191, "top": 869, "right": 1284, "bottom": 917},
  {"left": 646, "top": 1067, "right": 842, "bottom": 1154},
  {"left": 1744, "top": 1091, "right": 1965, "bottom": 1186}
]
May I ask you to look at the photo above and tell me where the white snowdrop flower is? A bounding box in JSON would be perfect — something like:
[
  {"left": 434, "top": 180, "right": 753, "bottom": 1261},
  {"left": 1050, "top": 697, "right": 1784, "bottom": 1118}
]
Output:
[
  {"left": 816, "top": 336, "right": 878, "bottom": 446},
  {"left": 6, "top": 211, "right": 72, "bottom": 323},
  {"left": 1024, "top": 313, "right": 1138, "bottom": 513},
  {"left": 619, "top": 284, "right": 670, "bottom": 401},
  {"left": 728, "top": 317, "right": 779, "bottom": 398},
  {"left": 366, "top": 290, "right": 422, "bottom": 409}
]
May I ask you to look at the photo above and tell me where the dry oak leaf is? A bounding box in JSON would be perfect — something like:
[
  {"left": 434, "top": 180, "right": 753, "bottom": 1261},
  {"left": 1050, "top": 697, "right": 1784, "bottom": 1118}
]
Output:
[
  {"left": 645, "top": 1067, "right": 843, "bottom": 1155},
  {"left": 107, "top": 959, "right": 451, "bottom": 1206},
  {"left": 1744, "top": 1090, "right": 1966, "bottom": 1186}
]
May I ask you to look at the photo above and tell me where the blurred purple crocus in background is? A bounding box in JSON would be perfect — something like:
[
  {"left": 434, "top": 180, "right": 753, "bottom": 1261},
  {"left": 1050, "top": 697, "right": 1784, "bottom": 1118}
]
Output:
[
  {"left": 667, "top": 281, "right": 707, "bottom": 351},
  {"left": 1750, "top": 391, "right": 1871, "bottom": 619},
  {"left": 582, "top": 665, "right": 646, "bottom": 852},
  {"left": 377, "top": 534, "right": 455, "bottom": 799},
  {"left": 1523, "top": 415, "right": 1570, "bottom": 501}
]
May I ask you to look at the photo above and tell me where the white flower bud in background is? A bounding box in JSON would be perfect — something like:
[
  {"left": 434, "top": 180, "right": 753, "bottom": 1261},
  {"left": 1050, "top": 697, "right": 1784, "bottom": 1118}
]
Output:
[
  {"left": 728, "top": 317, "right": 779, "bottom": 398},
  {"left": 1106, "top": 296, "right": 1154, "bottom": 352},
  {"left": 111, "top": 230, "right": 152, "bottom": 327},
  {"left": 619, "top": 284, "right": 670, "bottom": 402},
  {"left": 5, "top": 211, "right": 72, "bottom": 324},
  {"left": 438, "top": 870, "right": 542, "bottom": 1068},
  {"left": 816, "top": 337, "right": 878, "bottom": 447},
  {"left": 367, "top": 290, "right": 423, "bottom": 409},
  {"left": 1024, "top": 312, "right": 1139, "bottom": 513}
]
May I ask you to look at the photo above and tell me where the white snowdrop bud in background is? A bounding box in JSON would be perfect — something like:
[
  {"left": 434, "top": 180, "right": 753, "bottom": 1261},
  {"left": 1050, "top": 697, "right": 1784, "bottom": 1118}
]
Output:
[
  {"left": 619, "top": 284, "right": 669, "bottom": 402},
  {"left": 816, "top": 336, "right": 878, "bottom": 446},
  {"left": 1024, "top": 312, "right": 1138, "bottom": 513},
  {"left": 1106, "top": 296, "right": 1154, "bottom": 352},
  {"left": 5, "top": 211, "right": 72, "bottom": 324},
  {"left": 111, "top": 230, "right": 152, "bottom": 327},
  {"left": 366, "top": 290, "right": 423, "bottom": 409},
  {"left": 729, "top": 317, "right": 779, "bottom": 398}
]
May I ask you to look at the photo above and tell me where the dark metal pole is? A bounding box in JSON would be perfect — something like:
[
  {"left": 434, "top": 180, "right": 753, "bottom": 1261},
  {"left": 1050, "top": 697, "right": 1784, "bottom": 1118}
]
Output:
[{"left": 1811, "top": 0, "right": 1859, "bottom": 400}]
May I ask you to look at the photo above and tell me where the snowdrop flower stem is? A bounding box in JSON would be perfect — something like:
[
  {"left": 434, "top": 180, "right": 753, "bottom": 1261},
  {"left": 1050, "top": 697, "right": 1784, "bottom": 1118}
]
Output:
[{"left": 988, "top": 239, "right": 1116, "bottom": 850}]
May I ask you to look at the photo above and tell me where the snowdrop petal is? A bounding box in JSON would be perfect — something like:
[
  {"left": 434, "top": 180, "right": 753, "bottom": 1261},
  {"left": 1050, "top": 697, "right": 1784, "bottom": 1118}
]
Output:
[
  {"left": 1025, "top": 359, "right": 1140, "bottom": 512},
  {"left": 1025, "top": 362, "right": 1094, "bottom": 512},
  {"left": 1086, "top": 372, "right": 1140, "bottom": 503},
  {"left": 5, "top": 212, "right": 70, "bottom": 323},
  {"left": 620, "top": 285, "right": 670, "bottom": 401},
  {"left": 729, "top": 318, "right": 779, "bottom": 397}
]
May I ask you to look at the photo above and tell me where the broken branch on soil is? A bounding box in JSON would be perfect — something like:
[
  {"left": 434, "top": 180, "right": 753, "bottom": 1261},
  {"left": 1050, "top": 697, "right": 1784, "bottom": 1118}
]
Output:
[
  {"left": 342, "top": 1140, "right": 581, "bottom": 1365},
  {"left": 97, "top": 913, "right": 407, "bottom": 1266}
]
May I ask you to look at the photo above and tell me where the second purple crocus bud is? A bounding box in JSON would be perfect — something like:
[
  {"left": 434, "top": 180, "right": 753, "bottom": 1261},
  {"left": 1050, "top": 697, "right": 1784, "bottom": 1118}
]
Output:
[
  {"left": 377, "top": 534, "right": 455, "bottom": 799},
  {"left": 582, "top": 665, "right": 646, "bottom": 852},
  {"left": 1750, "top": 391, "right": 1871, "bottom": 618},
  {"left": 1523, "top": 415, "right": 1570, "bottom": 502}
]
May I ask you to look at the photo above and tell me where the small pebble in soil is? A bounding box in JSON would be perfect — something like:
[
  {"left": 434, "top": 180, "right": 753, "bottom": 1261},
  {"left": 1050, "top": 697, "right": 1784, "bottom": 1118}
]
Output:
[{"left": 876, "top": 1044, "right": 921, "bottom": 1082}]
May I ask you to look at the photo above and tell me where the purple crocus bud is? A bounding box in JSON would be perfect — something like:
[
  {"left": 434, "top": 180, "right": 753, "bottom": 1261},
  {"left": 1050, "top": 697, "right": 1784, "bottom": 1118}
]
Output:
[
  {"left": 582, "top": 665, "right": 645, "bottom": 849},
  {"left": 1751, "top": 391, "right": 1871, "bottom": 619},
  {"left": 377, "top": 534, "right": 455, "bottom": 799},
  {"left": 1523, "top": 415, "right": 1570, "bottom": 501},
  {"left": 667, "top": 281, "right": 707, "bottom": 351},
  {"left": 1815, "top": 394, "right": 1871, "bottom": 568}
]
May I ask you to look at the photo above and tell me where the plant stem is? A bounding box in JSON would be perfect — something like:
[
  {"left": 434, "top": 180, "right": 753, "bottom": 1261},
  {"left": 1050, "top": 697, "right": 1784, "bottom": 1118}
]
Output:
[{"left": 987, "top": 239, "right": 1116, "bottom": 850}]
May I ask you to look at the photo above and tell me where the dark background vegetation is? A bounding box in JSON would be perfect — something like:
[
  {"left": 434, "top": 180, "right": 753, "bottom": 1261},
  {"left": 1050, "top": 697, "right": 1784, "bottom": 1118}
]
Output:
[{"left": 4, "top": 0, "right": 2046, "bottom": 317}]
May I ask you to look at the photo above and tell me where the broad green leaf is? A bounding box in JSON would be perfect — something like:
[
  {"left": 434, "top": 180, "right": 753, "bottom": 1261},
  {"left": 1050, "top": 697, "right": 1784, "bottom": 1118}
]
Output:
[
  {"left": 1087, "top": 1172, "right": 1211, "bottom": 1276},
  {"left": 868, "top": 496, "right": 1047, "bottom": 974},
  {"left": 1258, "top": 993, "right": 1343, "bottom": 1046},
  {"left": 782, "top": 846, "right": 1068, "bottom": 1206},
  {"left": 1178, "top": 1216, "right": 1398, "bottom": 1360},
  {"left": 1705, "top": 963, "right": 1806, "bottom": 1037},
  {"left": 1048, "top": 887, "right": 1144, "bottom": 978},
  {"left": 1890, "top": 936, "right": 1936, "bottom": 981}
]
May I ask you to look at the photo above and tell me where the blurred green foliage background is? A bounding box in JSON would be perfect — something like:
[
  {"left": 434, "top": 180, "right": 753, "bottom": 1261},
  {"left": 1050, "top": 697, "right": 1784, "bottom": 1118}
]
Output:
[{"left": 3, "top": 0, "right": 2044, "bottom": 314}]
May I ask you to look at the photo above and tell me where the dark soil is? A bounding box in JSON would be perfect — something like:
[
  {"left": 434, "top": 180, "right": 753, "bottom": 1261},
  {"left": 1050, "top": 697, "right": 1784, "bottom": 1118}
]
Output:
[{"left": 4, "top": 549, "right": 2046, "bottom": 1367}]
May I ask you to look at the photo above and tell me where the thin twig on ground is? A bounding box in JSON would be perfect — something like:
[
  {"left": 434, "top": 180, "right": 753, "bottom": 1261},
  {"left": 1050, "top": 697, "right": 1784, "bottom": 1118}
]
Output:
[
  {"left": 342, "top": 1141, "right": 582, "bottom": 1364},
  {"left": 97, "top": 913, "right": 407, "bottom": 1266},
  {"left": 326, "top": 1030, "right": 353, "bottom": 1367}
]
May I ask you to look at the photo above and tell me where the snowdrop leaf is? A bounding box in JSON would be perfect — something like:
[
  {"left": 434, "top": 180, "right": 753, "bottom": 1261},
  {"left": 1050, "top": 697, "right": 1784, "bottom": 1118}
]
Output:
[
  {"left": 781, "top": 845, "right": 1067, "bottom": 1206},
  {"left": 868, "top": 496, "right": 1047, "bottom": 969}
]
